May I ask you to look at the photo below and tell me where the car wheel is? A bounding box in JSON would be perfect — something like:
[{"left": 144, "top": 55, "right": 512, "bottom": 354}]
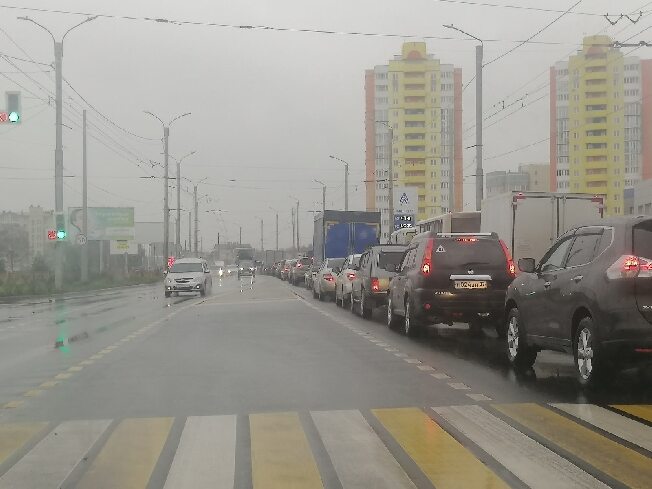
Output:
[
  {"left": 404, "top": 299, "right": 420, "bottom": 337},
  {"left": 574, "top": 317, "right": 608, "bottom": 388},
  {"left": 200, "top": 285, "right": 206, "bottom": 297},
  {"left": 312, "top": 287, "right": 318, "bottom": 299},
  {"left": 164, "top": 291, "right": 171, "bottom": 298},
  {"left": 318, "top": 286, "right": 324, "bottom": 301},
  {"left": 387, "top": 296, "right": 400, "bottom": 330},
  {"left": 343, "top": 291, "right": 350, "bottom": 308},
  {"left": 361, "top": 291, "right": 372, "bottom": 319},
  {"left": 335, "top": 289, "right": 342, "bottom": 307},
  {"left": 506, "top": 308, "right": 537, "bottom": 370},
  {"left": 350, "top": 291, "right": 357, "bottom": 314},
  {"left": 468, "top": 319, "right": 484, "bottom": 337}
]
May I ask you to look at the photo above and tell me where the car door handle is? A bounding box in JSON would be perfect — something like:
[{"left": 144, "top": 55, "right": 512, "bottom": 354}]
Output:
[
  {"left": 544, "top": 281, "right": 552, "bottom": 288},
  {"left": 572, "top": 275, "right": 583, "bottom": 283}
]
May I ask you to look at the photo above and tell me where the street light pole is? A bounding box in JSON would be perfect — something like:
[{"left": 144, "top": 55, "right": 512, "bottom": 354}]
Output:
[
  {"left": 329, "top": 155, "right": 350, "bottom": 211},
  {"left": 375, "top": 122, "right": 394, "bottom": 242},
  {"left": 19, "top": 15, "right": 96, "bottom": 290},
  {"left": 81, "top": 109, "right": 88, "bottom": 282},
  {"left": 269, "top": 207, "right": 279, "bottom": 250},
  {"left": 444, "top": 24, "right": 484, "bottom": 210},
  {"left": 315, "top": 181, "right": 326, "bottom": 260},
  {"left": 144, "top": 111, "right": 191, "bottom": 267},
  {"left": 172, "top": 151, "right": 196, "bottom": 257}
]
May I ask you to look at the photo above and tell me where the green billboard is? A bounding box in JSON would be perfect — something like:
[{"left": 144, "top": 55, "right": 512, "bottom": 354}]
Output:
[{"left": 68, "top": 207, "right": 135, "bottom": 241}]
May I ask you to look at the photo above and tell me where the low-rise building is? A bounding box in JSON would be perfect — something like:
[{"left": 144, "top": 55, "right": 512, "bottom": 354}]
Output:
[{"left": 633, "top": 179, "right": 652, "bottom": 215}]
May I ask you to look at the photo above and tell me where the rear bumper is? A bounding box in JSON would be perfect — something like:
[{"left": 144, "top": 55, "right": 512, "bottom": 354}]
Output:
[
  {"left": 319, "top": 281, "right": 336, "bottom": 293},
  {"left": 412, "top": 287, "right": 506, "bottom": 322},
  {"left": 601, "top": 338, "right": 652, "bottom": 365},
  {"left": 367, "top": 291, "right": 389, "bottom": 307}
]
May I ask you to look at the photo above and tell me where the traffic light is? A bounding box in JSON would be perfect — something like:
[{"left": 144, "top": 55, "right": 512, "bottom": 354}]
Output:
[
  {"left": 5, "top": 91, "right": 20, "bottom": 124},
  {"left": 47, "top": 230, "right": 57, "bottom": 241},
  {"left": 55, "top": 213, "right": 66, "bottom": 241}
]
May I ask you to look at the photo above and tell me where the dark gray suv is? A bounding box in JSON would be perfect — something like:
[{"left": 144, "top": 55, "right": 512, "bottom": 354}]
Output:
[{"left": 505, "top": 216, "right": 652, "bottom": 387}]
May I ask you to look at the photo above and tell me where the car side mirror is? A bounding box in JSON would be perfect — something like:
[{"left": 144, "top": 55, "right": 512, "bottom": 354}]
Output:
[
  {"left": 518, "top": 258, "right": 536, "bottom": 273},
  {"left": 163, "top": 270, "right": 168, "bottom": 276}
]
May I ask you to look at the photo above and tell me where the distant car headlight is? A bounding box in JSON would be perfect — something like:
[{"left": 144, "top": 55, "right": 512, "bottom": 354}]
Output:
[{"left": 239, "top": 267, "right": 243, "bottom": 271}]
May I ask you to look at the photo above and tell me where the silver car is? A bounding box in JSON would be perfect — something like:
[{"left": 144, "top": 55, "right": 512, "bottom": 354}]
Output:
[
  {"left": 313, "top": 257, "right": 345, "bottom": 301},
  {"left": 165, "top": 258, "right": 212, "bottom": 297},
  {"left": 334, "top": 254, "right": 361, "bottom": 308}
]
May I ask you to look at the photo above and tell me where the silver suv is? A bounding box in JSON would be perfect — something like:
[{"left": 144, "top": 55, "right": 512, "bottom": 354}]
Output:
[{"left": 165, "top": 258, "right": 212, "bottom": 297}]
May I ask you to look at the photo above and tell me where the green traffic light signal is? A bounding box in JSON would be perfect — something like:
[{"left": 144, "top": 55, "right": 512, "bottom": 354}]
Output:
[
  {"left": 8, "top": 111, "right": 19, "bottom": 123},
  {"left": 56, "top": 230, "right": 67, "bottom": 240}
]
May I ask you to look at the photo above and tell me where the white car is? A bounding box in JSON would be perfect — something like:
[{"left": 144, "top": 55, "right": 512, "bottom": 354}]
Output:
[
  {"left": 165, "top": 258, "right": 212, "bottom": 297},
  {"left": 334, "top": 254, "right": 361, "bottom": 308}
]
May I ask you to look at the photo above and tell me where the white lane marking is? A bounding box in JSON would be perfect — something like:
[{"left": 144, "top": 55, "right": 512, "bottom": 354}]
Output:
[
  {"left": 404, "top": 359, "right": 422, "bottom": 364},
  {"left": 394, "top": 353, "right": 408, "bottom": 358},
  {"left": 448, "top": 382, "right": 471, "bottom": 390},
  {"left": 430, "top": 373, "right": 451, "bottom": 380},
  {"left": 385, "top": 348, "right": 398, "bottom": 352},
  {"left": 163, "top": 415, "right": 236, "bottom": 489},
  {"left": 466, "top": 393, "right": 492, "bottom": 401},
  {"left": 417, "top": 365, "right": 435, "bottom": 371},
  {"left": 0, "top": 419, "right": 110, "bottom": 489},
  {"left": 376, "top": 343, "right": 389, "bottom": 347},
  {"left": 311, "top": 410, "right": 416, "bottom": 489},
  {"left": 434, "top": 405, "right": 608, "bottom": 489},
  {"left": 552, "top": 403, "right": 652, "bottom": 452}
]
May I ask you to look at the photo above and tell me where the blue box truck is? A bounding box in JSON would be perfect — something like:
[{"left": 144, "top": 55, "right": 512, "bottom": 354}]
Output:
[{"left": 313, "top": 210, "right": 381, "bottom": 264}]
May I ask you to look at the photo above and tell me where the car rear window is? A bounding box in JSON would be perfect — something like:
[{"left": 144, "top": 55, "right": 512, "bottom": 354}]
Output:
[
  {"left": 299, "top": 258, "right": 311, "bottom": 265},
  {"left": 432, "top": 238, "right": 505, "bottom": 269},
  {"left": 328, "top": 258, "right": 345, "bottom": 268},
  {"left": 634, "top": 220, "right": 652, "bottom": 259},
  {"left": 378, "top": 251, "right": 405, "bottom": 269}
]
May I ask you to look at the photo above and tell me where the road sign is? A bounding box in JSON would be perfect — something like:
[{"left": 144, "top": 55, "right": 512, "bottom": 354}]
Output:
[
  {"left": 394, "top": 213, "right": 415, "bottom": 231},
  {"left": 76, "top": 234, "right": 87, "bottom": 245}
]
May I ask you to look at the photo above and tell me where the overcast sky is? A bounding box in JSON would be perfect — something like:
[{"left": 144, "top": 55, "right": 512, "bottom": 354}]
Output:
[{"left": 0, "top": 0, "right": 647, "bottom": 249}]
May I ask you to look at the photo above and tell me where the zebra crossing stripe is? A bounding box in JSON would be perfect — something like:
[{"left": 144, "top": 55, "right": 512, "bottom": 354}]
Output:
[
  {"left": 611, "top": 404, "right": 652, "bottom": 424},
  {"left": 495, "top": 403, "right": 652, "bottom": 489},
  {"left": 163, "top": 415, "right": 236, "bottom": 489},
  {"left": 0, "top": 419, "right": 110, "bottom": 489},
  {"left": 373, "top": 407, "right": 509, "bottom": 489},
  {"left": 434, "top": 405, "right": 607, "bottom": 489},
  {"left": 553, "top": 403, "right": 652, "bottom": 452},
  {"left": 250, "top": 412, "right": 323, "bottom": 489},
  {"left": 76, "top": 417, "right": 173, "bottom": 489},
  {"left": 0, "top": 422, "right": 48, "bottom": 466},
  {"left": 311, "top": 410, "right": 416, "bottom": 489}
]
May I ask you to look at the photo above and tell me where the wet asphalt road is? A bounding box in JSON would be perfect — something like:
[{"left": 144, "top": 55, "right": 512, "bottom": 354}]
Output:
[{"left": 0, "top": 274, "right": 650, "bottom": 488}]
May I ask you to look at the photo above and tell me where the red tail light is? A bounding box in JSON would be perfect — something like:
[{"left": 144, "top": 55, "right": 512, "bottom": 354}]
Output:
[
  {"left": 324, "top": 274, "right": 334, "bottom": 282},
  {"left": 347, "top": 272, "right": 356, "bottom": 281},
  {"left": 607, "top": 255, "right": 652, "bottom": 279},
  {"left": 296, "top": 263, "right": 303, "bottom": 268},
  {"left": 371, "top": 277, "right": 380, "bottom": 292},
  {"left": 499, "top": 239, "right": 516, "bottom": 278},
  {"left": 421, "top": 238, "right": 434, "bottom": 276}
]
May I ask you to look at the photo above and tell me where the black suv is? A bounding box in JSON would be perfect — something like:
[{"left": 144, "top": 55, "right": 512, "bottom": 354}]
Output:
[
  {"left": 350, "top": 245, "right": 407, "bottom": 319},
  {"left": 387, "top": 232, "right": 515, "bottom": 336},
  {"left": 505, "top": 216, "right": 652, "bottom": 387}
]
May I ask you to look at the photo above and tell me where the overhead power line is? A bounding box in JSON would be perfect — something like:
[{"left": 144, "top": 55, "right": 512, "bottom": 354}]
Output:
[
  {"left": 0, "top": 4, "right": 577, "bottom": 46},
  {"left": 432, "top": 0, "right": 617, "bottom": 16}
]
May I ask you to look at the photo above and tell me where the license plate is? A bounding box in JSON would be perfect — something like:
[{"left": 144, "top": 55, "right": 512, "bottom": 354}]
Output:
[{"left": 454, "top": 280, "right": 487, "bottom": 290}]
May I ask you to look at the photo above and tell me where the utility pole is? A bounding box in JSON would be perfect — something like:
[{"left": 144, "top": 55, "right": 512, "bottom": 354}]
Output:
[
  {"left": 296, "top": 200, "right": 300, "bottom": 252},
  {"left": 291, "top": 207, "right": 296, "bottom": 251},
  {"left": 193, "top": 185, "right": 198, "bottom": 255},
  {"left": 19, "top": 15, "right": 96, "bottom": 290},
  {"left": 239, "top": 226, "right": 242, "bottom": 245},
  {"left": 163, "top": 126, "right": 170, "bottom": 264},
  {"left": 344, "top": 162, "right": 349, "bottom": 211},
  {"left": 388, "top": 126, "right": 394, "bottom": 240},
  {"left": 475, "top": 44, "right": 484, "bottom": 211},
  {"left": 315, "top": 181, "right": 326, "bottom": 260},
  {"left": 176, "top": 156, "right": 181, "bottom": 256},
  {"left": 81, "top": 109, "right": 88, "bottom": 282},
  {"left": 188, "top": 211, "right": 191, "bottom": 254},
  {"left": 260, "top": 218, "right": 264, "bottom": 252},
  {"left": 217, "top": 233, "right": 220, "bottom": 261},
  {"left": 269, "top": 207, "right": 279, "bottom": 251}
]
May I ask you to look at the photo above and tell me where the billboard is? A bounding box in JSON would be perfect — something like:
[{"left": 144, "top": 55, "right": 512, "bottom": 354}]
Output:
[
  {"left": 68, "top": 207, "right": 135, "bottom": 241},
  {"left": 393, "top": 187, "right": 417, "bottom": 215},
  {"left": 109, "top": 240, "right": 138, "bottom": 255}
]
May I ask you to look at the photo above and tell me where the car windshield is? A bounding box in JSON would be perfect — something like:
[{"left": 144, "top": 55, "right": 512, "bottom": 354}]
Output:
[
  {"left": 169, "top": 263, "right": 203, "bottom": 273},
  {"left": 3, "top": 3, "right": 646, "bottom": 486}
]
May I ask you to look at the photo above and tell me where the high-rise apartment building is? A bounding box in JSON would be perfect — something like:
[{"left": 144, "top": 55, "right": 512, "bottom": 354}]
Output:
[
  {"left": 551, "top": 35, "right": 652, "bottom": 216},
  {"left": 365, "top": 42, "right": 463, "bottom": 239}
]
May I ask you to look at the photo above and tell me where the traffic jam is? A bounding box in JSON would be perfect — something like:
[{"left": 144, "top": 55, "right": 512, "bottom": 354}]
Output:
[{"left": 264, "top": 193, "right": 652, "bottom": 389}]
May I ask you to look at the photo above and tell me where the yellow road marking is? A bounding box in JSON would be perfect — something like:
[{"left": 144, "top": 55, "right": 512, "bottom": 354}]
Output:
[
  {"left": 0, "top": 422, "right": 47, "bottom": 464},
  {"left": 89, "top": 354, "right": 103, "bottom": 360},
  {"left": 611, "top": 404, "right": 652, "bottom": 423},
  {"left": 39, "top": 381, "right": 58, "bottom": 388},
  {"left": 495, "top": 403, "right": 652, "bottom": 489},
  {"left": 23, "top": 389, "right": 43, "bottom": 397},
  {"left": 373, "top": 407, "right": 508, "bottom": 489},
  {"left": 79, "top": 360, "right": 94, "bottom": 366},
  {"left": 54, "top": 373, "right": 72, "bottom": 380},
  {"left": 250, "top": 412, "right": 324, "bottom": 489},
  {"left": 2, "top": 400, "right": 24, "bottom": 409},
  {"left": 68, "top": 366, "right": 83, "bottom": 372},
  {"left": 77, "top": 417, "right": 173, "bottom": 489}
]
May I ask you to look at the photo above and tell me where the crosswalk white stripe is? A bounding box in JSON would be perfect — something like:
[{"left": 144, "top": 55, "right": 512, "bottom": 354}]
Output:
[
  {"left": 552, "top": 403, "right": 652, "bottom": 452},
  {"left": 0, "top": 419, "right": 110, "bottom": 489},
  {"left": 434, "top": 405, "right": 609, "bottom": 489},
  {"left": 311, "top": 410, "right": 416, "bottom": 489},
  {"left": 163, "top": 415, "right": 236, "bottom": 489}
]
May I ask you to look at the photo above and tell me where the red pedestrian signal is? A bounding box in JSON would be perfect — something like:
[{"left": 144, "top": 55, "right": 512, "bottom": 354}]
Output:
[
  {"left": 167, "top": 256, "right": 175, "bottom": 269},
  {"left": 47, "top": 230, "right": 57, "bottom": 240}
]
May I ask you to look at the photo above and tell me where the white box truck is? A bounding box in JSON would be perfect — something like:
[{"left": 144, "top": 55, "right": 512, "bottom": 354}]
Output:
[{"left": 481, "top": 192, "right": 604, "bottom": 262}]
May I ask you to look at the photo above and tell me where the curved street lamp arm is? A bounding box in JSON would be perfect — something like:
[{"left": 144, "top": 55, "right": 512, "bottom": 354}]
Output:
[
  {"left": 17, "top": 16, "right": 55, "bottom": 43},
  {"left": 62, "top": 16, "right": 98, "bottom": 43},
  {"left": 168, "top": 112, "right": 192, "bottom": 127},
  {"left": 143, "top": 110, "right": 165, "bottom": 126}
]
